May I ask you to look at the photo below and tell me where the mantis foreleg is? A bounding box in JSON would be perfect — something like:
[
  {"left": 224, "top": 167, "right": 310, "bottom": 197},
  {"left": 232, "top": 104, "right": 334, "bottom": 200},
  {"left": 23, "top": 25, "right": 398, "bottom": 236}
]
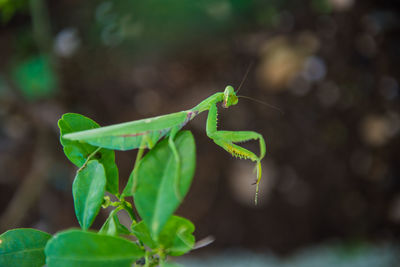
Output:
[
  {"left": 130, "top": 146, "right": 145, "bottom": 195},
  {"left": 206, "top": 104, "right": 266, "bottom": 204}
]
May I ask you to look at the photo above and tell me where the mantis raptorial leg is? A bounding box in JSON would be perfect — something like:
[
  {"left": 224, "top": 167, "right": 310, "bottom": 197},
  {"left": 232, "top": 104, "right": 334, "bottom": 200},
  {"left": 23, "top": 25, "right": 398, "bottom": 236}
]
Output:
[{"left": 206, "top": 104, "right": 265, "bottom": 204}]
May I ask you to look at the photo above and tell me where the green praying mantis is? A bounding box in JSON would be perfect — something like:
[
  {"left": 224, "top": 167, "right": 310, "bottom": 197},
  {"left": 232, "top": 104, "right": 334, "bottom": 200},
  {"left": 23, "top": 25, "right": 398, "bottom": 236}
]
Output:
[{"left": 63, "top": 85, "right": 266, "bottom": 204}]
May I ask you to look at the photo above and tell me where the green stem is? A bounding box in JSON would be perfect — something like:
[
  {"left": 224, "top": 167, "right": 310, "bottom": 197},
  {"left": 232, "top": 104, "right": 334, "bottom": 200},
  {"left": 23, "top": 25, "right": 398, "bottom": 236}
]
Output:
[
  {"left": 77, "top": 147, "right": 101, "bottom": 172},
  {"left": 157, "top": 249, "right": 166, "bottom": 266},
  {"left": 144, "top": 251, "right": 150, "bottom": 267},
  {"left": 110, "top": 206, "right": 123, "bottom": 215}
]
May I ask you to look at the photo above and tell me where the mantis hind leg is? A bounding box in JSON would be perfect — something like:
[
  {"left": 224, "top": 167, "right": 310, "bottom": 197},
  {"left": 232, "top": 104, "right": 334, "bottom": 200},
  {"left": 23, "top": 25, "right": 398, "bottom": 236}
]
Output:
[
  {"left": 129, "top": 128, "right": 182, "bottom": 200},
  {"left": 168, "top": 127, "right": 182, "bottom": 201},
  {"left": 128, "top": 135, "right": 157, "bottom": 196}
]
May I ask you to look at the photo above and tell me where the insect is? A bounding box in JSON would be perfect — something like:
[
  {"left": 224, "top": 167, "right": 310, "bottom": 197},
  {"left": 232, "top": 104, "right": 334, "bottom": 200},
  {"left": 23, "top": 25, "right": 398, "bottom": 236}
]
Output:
[{"left": 63, "top": 86, "right": 266, "bottom": 203}]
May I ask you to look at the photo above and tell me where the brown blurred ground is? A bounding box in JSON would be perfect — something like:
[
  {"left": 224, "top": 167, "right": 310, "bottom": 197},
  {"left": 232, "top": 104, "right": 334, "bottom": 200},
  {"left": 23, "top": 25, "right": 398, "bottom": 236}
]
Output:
[{"left": 0, "top": 0, "right": 399, "bottom": 255}]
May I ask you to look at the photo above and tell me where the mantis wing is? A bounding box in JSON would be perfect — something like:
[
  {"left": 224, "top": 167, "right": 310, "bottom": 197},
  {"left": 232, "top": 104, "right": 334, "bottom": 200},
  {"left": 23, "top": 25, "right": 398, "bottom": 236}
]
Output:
[{"left": 63, "top": 111, "right": 190, "bottom": 151}]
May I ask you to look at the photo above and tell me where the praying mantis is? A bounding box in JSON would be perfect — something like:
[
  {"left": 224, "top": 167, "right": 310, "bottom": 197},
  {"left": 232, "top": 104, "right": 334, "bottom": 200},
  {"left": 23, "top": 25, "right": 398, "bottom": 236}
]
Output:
[{"left": 63, "top": 85, "right": 266, "bottom": 203}]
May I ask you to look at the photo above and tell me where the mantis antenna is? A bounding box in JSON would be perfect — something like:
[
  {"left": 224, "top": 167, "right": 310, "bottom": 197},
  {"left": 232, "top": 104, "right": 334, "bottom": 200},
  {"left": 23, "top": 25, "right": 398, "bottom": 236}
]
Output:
[
  {"left": 234, "top": 62, "right": 284, "bottom": 115},
  {"left": 235, "top": 61, "right": 254, "bottom": 94},
  {"left": 238, "top": 95, "right": 284, "bottom": 115}
]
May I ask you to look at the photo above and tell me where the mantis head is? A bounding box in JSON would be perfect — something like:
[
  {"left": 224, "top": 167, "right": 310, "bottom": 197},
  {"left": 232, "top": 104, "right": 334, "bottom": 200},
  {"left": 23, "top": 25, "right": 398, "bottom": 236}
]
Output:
[{"left": 222, "top": 85, "right": 238, "bottom": 108}]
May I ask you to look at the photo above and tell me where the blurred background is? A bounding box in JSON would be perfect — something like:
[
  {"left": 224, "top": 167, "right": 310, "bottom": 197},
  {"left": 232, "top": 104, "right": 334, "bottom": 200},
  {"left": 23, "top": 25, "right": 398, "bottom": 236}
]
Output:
[{"left": 0, "top": 0, "right": 399, "bottom": 266}]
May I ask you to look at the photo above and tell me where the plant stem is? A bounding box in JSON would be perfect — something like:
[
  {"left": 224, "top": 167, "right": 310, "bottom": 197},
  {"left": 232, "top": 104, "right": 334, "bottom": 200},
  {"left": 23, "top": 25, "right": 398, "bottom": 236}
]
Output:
[
  {"left": 77, "top": 147, "right": 101, "bottom": 172},
  {"left": 144, "top": 251, "right": 150, "bottom": 267}
]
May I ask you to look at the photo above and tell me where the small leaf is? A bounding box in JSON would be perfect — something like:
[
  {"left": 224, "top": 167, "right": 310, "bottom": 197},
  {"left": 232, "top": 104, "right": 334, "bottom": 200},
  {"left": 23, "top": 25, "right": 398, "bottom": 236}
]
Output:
[
  {"left": 158, "top": 216, "right": 195, "bottom": 256},
  {"left": 0, "top": 228, "right": 51, "bottom": 267},
  {"left": 132, "top": 216, "right": 195, "bottom": 256},
  {"left": 99, "top": 210, "right": 131, "bottom": 236},
  {"left": 131, "top": 221, "right": 157, "bottom": 249},
  {"left": 58, "top": 113, "right": 119, "bottom": 194},
  {"left": 134, "top": 131, "right": 196, "bottom": 236},
  {"left": 121, "top": 166, "right": 135, "bottom": 197},
  {"left": 73, "top": 160, "right": 106, "bottom": 230},
  {"left": 45, "top": 230, "right": 145, "bottom": 267}
]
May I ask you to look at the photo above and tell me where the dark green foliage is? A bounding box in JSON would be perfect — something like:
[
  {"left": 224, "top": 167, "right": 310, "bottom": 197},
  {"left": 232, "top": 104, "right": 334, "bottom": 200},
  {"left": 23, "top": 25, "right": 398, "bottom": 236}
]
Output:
[
  {"left": 1, "top": 112, "right": 198, "bottom": 266},
  {"left": 5, "top": 113, "right": 197, "bottom": 266},
  {"left": 0, "top": 0, "right": 29, "bottom": 23}
]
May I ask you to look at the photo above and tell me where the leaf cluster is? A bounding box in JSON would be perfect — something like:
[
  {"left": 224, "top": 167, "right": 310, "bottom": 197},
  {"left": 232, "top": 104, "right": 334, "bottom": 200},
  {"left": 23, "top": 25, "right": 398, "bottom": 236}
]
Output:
[{"left": 0, "top": 113, "right": 197, "bottom": 266}]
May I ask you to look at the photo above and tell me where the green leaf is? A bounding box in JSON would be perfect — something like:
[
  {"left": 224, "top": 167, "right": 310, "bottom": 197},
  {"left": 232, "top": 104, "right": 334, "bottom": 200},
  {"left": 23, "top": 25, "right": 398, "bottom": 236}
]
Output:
[
  {"left": 134, "top": 131, "right": 196, "bottom": 237},
  {"left": 73, "top": 160, "right": 106, "bottom": 230},
  {"left": 158, "top": 216, "right": 195, "bottom": 256},
  {"left": 45, "top": 230, "right": 145, "bottom": 267},
  {"left": 99, "top": 210, "right": 131, "bottom": 236},
  {"left": 0, "top": 228, "right": 51, "bottom": 267},
  {"left": 132, "top": 216, "right": 195, "bottom": 256},
  {"left": 58, "top": 113, "right": 119, "bottom": 194},
  {"left": 121, "top": 167, "right": 135, "bottom": 197},
  {"left": 59, "top": 113, "right": 99, "bottom": 162}
]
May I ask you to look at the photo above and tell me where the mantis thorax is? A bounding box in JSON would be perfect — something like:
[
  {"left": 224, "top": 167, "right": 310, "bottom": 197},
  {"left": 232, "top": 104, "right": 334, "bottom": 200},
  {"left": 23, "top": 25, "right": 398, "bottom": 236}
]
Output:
[{"left": 222, "top": 85, "right": 238, "bottom": 108}]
